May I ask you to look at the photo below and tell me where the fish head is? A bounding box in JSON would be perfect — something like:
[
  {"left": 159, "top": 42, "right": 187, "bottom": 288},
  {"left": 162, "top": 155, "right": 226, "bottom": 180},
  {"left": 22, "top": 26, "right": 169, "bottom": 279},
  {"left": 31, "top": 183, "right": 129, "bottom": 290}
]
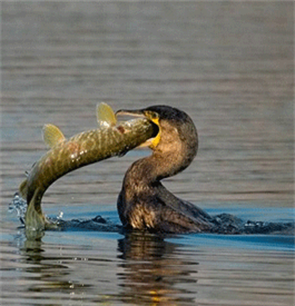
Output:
[
  {"left": 116, "top": 108, "right": 161, "bottom": 149},
  {"left": 116, "top": 105, "right": 198, "bottom": 155}
]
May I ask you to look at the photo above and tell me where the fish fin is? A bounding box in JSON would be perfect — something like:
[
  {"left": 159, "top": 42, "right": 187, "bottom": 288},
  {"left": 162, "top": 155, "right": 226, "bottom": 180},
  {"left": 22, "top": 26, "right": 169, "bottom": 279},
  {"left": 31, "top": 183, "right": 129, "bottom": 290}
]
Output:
[
  {"left": 42, "top": 124, "right": 66, "bottom": 148},
  {"left": 19, "top": 179, "right": 28, "bottom": 198},
  {"left": 96, "top": 102, "right": 117, "bottom": 128}
]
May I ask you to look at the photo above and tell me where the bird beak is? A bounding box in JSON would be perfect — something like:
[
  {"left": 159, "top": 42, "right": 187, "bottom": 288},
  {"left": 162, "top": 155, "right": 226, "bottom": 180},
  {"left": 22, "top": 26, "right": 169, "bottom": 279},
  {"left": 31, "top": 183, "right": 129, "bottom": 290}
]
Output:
[{"left": 116, "top": 109, "right": 145, "bottom": 118}]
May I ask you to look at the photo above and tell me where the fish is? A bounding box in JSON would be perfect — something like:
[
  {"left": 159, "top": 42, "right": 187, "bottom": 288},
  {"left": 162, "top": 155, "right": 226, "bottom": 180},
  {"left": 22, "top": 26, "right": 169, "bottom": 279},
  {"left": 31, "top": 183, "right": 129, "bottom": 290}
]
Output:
[{"left": 19, "top": 103, "right": 156, "bottom": 230}]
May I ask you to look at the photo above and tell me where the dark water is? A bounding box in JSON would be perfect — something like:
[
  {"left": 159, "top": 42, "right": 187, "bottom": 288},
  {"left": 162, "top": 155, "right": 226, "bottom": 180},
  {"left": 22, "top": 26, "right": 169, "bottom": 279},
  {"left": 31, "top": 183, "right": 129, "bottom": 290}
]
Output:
[{"left": 1, "top": 2, "right": 294, "bottom": 305}]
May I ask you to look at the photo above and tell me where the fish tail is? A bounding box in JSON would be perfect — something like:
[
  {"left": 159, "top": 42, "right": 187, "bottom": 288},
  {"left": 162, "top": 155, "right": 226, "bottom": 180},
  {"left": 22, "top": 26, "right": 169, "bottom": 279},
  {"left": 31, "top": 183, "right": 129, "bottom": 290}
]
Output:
[
  {"left": 19, "top": 179, "right": 28, "bottom": 198},
  {"left": 19, "top": 181, "right": 52, "bottom": 231},
  {"left": 24, "top": 188, "right": 47, "bottom": 230}
]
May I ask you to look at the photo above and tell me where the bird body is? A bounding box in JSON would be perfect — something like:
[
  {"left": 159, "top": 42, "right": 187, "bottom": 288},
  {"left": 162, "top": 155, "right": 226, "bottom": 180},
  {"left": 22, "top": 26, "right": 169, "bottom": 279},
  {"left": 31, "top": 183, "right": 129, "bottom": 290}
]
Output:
[{"left": 117, "top": 105, "right": 213, "bottom": 233}]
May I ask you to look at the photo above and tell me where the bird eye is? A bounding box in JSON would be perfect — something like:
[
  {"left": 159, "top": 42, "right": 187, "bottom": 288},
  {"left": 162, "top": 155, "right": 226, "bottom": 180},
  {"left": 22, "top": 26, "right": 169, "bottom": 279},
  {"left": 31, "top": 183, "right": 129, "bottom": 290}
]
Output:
[{"left": 144, "top": 111, "right": 159, "bottom": 121}]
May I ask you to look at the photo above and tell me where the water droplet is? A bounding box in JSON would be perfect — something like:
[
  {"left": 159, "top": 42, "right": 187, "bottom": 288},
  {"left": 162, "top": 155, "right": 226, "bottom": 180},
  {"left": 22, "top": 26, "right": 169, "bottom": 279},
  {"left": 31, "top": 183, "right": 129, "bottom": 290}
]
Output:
[{"left": 8, "top": 193, "right": 27, "bottom": 222}]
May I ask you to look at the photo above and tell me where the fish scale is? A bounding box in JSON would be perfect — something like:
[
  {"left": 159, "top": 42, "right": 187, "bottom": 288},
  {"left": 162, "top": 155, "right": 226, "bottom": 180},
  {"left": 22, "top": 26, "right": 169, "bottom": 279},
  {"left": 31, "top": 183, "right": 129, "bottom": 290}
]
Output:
[{"left": 20, "top": 115, "right": 155, "bottom": 231}]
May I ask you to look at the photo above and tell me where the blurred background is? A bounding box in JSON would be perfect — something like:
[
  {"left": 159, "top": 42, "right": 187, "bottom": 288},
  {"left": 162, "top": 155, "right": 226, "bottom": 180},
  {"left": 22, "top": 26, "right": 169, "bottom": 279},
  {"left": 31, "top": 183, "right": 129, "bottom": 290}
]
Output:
[
  {"left": 2, "top": 1, "right": 293, "bottom": 210},
  {"left": 1, "top": 3, "right": 294, "bottom": 306}
]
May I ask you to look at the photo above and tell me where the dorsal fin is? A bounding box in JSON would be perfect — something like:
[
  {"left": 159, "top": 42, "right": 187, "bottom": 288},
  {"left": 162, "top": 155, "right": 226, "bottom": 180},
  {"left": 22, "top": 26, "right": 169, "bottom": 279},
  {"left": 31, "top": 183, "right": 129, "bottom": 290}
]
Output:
[
  {"left": 42, "top": 124, "right": 66, "bottom": 148},
  {"left": 96, "top": 102, "right": 117, "bottom": 128}
]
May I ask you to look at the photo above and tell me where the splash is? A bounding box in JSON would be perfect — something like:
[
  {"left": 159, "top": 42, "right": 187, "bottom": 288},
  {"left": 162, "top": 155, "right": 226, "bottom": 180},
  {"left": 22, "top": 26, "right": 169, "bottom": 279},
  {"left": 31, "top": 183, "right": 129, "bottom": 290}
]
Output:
[
  {"left": 8, "top": 192, "right": 117, "bottom": 232},
  {"left": 8, "top": 193, "right": 65, "bottom": 228},
  {"left": 8, "top": 193, "right": 294, "bottom": 235},
  {"left": 210, "top": 213, "right": 295, "bottom": 235},
  {"left": 8, "top": 193, "right": 27, "bottom": 225}
]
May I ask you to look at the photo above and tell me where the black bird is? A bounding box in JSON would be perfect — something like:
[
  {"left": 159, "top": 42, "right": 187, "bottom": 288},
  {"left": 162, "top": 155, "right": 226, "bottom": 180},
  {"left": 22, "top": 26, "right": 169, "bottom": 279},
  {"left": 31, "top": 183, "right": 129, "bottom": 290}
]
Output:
[{"left": 116, "top": 105, "right": 213, "bottom": 234}]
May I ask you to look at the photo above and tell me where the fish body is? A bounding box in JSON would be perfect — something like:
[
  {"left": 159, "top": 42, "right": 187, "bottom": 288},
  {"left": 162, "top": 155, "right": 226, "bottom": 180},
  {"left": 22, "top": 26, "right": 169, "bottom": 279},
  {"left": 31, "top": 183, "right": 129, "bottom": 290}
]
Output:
[{"left": 20, "top": 103, "right": 155, "bottom": 230}]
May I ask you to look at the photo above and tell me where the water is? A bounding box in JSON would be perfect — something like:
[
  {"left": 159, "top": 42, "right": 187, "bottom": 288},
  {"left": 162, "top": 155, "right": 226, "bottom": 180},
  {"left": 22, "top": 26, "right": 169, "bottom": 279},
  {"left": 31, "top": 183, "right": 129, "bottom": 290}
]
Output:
[{"left": 1, "top": 2, "right": 294, "bottom": 305}]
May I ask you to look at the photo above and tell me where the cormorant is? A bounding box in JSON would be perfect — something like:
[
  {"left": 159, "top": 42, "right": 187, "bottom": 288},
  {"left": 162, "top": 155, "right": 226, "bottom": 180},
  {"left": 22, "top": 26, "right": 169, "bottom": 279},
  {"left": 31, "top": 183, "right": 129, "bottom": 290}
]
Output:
[{"left": 116, "top": 105, "right": 213, "bottom": 234}]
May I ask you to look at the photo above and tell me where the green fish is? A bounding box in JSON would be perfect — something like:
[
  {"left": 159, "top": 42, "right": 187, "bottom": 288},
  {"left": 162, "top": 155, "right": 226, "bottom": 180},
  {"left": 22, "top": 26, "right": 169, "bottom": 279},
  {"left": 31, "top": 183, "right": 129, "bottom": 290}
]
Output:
[{"left": 19, "top": 103, "right": 156, "bottom": 230}]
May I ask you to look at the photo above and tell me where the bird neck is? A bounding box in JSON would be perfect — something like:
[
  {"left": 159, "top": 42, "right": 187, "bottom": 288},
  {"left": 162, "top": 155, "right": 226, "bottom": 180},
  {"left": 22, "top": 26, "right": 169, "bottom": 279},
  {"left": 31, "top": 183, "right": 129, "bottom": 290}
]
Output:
[
  {"left": 122, "top": 116, "right": 198, "bottom": 194},
  {"left": 123, "top": 145, "right": 195, "bottom": 190}
]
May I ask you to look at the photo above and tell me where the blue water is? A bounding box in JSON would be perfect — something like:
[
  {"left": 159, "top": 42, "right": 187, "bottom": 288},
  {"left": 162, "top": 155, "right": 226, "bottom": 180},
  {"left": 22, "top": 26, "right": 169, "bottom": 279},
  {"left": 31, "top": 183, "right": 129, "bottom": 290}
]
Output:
[
  {"left": 2, "top": 205, "right": 294, "bottom": 306},
  {"left": 6, "top": 204, "right": 295, "bottom": 252},
  {"left": 1, "top": 2, "right": 294, "bottom": 305}
]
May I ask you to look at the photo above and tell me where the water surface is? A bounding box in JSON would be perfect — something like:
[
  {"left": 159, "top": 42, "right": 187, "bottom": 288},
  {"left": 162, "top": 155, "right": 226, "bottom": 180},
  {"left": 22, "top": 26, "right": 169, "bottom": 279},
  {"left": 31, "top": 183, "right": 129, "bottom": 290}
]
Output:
[{"left": 1, "top": 2, "right": 294, "bottom": 305}]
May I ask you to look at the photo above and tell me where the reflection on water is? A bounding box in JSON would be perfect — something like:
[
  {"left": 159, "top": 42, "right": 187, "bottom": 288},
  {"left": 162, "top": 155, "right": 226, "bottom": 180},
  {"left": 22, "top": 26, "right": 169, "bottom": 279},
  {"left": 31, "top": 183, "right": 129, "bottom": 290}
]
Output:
[
  {"left": 118, "top": 232, "right": 198, "bottom": 305},
  {"left": 20, "top": 239, "right": 78, "bottom": 295},
  {"left": 1, "top": 230, "right": 293, "bottom": 306},
  {"left": 1, "top": 1, "right": 294, "bottom": 306}
]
